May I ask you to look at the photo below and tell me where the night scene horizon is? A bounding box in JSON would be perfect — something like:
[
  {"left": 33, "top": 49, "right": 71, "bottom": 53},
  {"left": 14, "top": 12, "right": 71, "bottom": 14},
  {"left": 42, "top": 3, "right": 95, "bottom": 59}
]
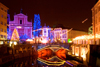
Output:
[
  {"left": 0, "top": 0, "right": 100, "bottom": 67},
  {"left": 0, "top": 0, "right": 97, "bottom": 32}
]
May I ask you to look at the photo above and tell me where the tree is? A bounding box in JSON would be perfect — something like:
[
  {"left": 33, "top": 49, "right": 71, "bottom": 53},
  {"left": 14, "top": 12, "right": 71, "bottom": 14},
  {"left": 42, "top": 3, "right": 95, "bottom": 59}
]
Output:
[
  {"left": 33, "top": 14, "right": 42, "bottom": 37},
  {"left": 11, "top": 28, "right": 19, "bottom": 41}
]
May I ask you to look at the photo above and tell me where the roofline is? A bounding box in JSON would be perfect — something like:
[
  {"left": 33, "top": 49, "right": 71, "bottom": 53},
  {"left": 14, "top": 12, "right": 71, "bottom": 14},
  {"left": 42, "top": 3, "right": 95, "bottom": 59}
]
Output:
[
  {"left": 0, "top": 2, "right": 9, "bottom": 9},
  {"left": 91, "top": 0, "right": 100, "bottom": 10}
]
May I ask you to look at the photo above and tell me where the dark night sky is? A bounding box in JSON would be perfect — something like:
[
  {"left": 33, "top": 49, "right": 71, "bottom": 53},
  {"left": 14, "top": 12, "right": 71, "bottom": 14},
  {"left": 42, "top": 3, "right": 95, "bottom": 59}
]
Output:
[{"left": 0, "top": 0, "right": 97, "bottom": 32}]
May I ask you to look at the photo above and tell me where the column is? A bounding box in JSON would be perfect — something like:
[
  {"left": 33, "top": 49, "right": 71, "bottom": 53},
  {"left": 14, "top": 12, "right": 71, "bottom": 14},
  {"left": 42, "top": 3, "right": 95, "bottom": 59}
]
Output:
[{"left": 79, "top": 45, "right": 81, "bottom": 58}]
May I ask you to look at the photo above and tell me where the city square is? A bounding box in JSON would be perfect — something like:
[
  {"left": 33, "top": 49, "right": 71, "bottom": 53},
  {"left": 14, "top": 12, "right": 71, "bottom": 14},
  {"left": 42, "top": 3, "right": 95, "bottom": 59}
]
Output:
[{"left": 0, "top": 0, "right": 100, "bottom": 67}]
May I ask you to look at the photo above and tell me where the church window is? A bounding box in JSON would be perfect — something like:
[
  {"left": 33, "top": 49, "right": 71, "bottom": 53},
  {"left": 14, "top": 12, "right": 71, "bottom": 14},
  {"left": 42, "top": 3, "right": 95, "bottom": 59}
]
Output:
[
  {"left": 44, "top": 30, "right": 46, "bottom": 33},
  {"left": 20, "top": 20, "right": 22, "bottom": 24}
]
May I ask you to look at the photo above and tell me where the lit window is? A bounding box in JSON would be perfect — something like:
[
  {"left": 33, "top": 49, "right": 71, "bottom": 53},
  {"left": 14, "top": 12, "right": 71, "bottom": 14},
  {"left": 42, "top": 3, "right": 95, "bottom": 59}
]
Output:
[
  {"left": 20, "top": 20, "right": 22, "bottom": 24},
  {"left": 63, "top": 35, "right": 64, "bottom": 38}
]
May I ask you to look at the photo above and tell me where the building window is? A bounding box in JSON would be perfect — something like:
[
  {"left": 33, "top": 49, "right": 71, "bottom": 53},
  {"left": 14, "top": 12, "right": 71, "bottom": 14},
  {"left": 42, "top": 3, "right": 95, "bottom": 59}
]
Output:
[
  {"left": 1, "top": 21, "right": 3, "bottom": 25},
  {"left": 92, "top": 11, "right": 94, "bottom": 16},
  {"left": 62, "top": 31, "right": 64, "bottom": 33},
  {"left": 4, "top": 35, "right": 6, "bottom": 38},
  {"left": 95, "top": 9, "right": 97, "bottom": 14},
  {"left": 99, "top": 17, "right": 100, "bottom": 22},
  {"left": 1, "top": 15, "right": 3, "bottom": 18},
  {"left": 96, "top": 27, "right": 98, "bottom": 32},
  {"left": 95, "top": 17, "right": 97, "bottom": 24},
  {"left": 65, "top": 35, "right": 66, "bottom": 38},
  {"left": 44, "top": 30, "right": 46, "bottom": 33},
  {"left": 4, "top": 23, "right": 6, "bottom": 26},
  {"left": 99, "top": 6, "right": 100, "bottom": 11},
  {"left": 4, "top": 30, "right": 6, "bottom": 33},
  {"left": 0, "top": 35, "right": 3, "bottom": 38},
  {"left": 99, "top": 26, "right": 100, "bottom": 31},
  {"left": 20, "top": 20, "right": 22, "bottom": 24},
  {"left": 5, "top": 10, "right": 6, "bottom": 12},
  {"left": 1, "top": 7, "right": 3, "bottom": 10},
  {"left": 0, "top": 29, "right": 3, "bottom": 32},
  {"left": 4, "top": 17, "right": 6, "bottom": 19}
]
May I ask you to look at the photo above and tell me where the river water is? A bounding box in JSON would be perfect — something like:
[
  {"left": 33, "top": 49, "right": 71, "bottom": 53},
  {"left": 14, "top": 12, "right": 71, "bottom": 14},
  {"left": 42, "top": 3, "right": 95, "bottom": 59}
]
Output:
[
  {"left": 0, "top": 56, "right": 66, "bottom": 67},
  {"left": 0, "top": 45, "right": 83, "bottom": 67}
]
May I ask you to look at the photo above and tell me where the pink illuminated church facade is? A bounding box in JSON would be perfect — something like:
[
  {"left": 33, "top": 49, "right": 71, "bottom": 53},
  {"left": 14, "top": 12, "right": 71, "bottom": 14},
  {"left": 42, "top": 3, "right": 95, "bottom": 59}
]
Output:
[{"left": 9, "top": 10, "right": 32, "bottom": 40}]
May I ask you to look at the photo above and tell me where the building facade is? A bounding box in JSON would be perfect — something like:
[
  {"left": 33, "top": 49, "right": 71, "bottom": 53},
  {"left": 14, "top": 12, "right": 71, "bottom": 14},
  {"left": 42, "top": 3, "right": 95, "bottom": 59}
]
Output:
[
  {"left": 0, "top": 2, "right": 9, "bottom": 40},
  {"left": 68, "top": 30, "right": 87, "bottom": 43},
  {"left": 33, "top": 27, "right": 88, "bottom": 43},
  {"left": 50, "top": 28, "right": 68, "bottom": 43},
  {"left": 34, "top": 25, "right": 52, "bottom": 43},
  {"left": 9, "top": 12, "right": 32, "bottom": 40},
  {"left": 92, "top": 0, "right": 100, "bottom": 34},
  {"left": 50, "top": 28, "right": 87, "bottom": 43},
  {"left": 72, "top": 1, "right": 100, "bottom": 66}
]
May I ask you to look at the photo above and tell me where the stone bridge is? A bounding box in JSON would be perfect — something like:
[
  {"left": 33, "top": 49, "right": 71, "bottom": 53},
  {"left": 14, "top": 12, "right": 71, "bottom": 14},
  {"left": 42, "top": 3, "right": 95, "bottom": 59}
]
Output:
[
  {"left": 37, "top": 44, "right": 83, "bottom": 63},
  {"left": 37, "top": 45, "right": 71, "bottom": 60}
]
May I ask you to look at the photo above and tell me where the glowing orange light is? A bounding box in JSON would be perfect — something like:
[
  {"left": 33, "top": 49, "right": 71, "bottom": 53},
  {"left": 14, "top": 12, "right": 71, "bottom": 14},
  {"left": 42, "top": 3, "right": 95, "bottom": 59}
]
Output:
[
  {"left": 38, "top": 49, "right": 53, "bottom": 60},
  {"left": 56, "top": 49, "right": 66, "bottom": 60},
  {"left": 73, "top": 34, "right": 100, "bottom": 41},
  {"left": 41, "top": 39, "right": 47, "bottom": 43},
  {"left": 16, "top": 26, "right": 22, "bottom": 28}
]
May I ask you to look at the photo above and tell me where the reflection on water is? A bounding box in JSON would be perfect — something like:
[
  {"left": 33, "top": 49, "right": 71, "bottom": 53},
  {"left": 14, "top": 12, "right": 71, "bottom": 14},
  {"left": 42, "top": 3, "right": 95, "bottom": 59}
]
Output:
[
  {"left": 38, "top": 48, "right": 66, "bottom": 60},
  {"left": 0, "top": 48, "right": 67, "bottom": 67},
  {"left": 0, "top": 56, "right": 37, "bottom": 67},
  {"left": 37, "top": 48, "right": 66, "bottom": 66},
  {"left": 0, "top": 56, "right": 65, "bottom": 67}
]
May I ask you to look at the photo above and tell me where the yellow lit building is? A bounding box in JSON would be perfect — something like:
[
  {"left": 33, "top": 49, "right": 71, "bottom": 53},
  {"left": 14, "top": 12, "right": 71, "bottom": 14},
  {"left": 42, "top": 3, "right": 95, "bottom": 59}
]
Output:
[
  {"left": 0, "top": 2, "right": 9, "bottom": 40},
  {"left": 68, "top": 30, "right": 87, "bottom": 43},
  {"left": 92, "top": 0, "right": 100, "bottom": 34},
  {"left": 50, "top": 28, "right": 87, "bottom": 43},
  {"left": 71, "top": 1, "right": 100, "bottom": 66}
]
